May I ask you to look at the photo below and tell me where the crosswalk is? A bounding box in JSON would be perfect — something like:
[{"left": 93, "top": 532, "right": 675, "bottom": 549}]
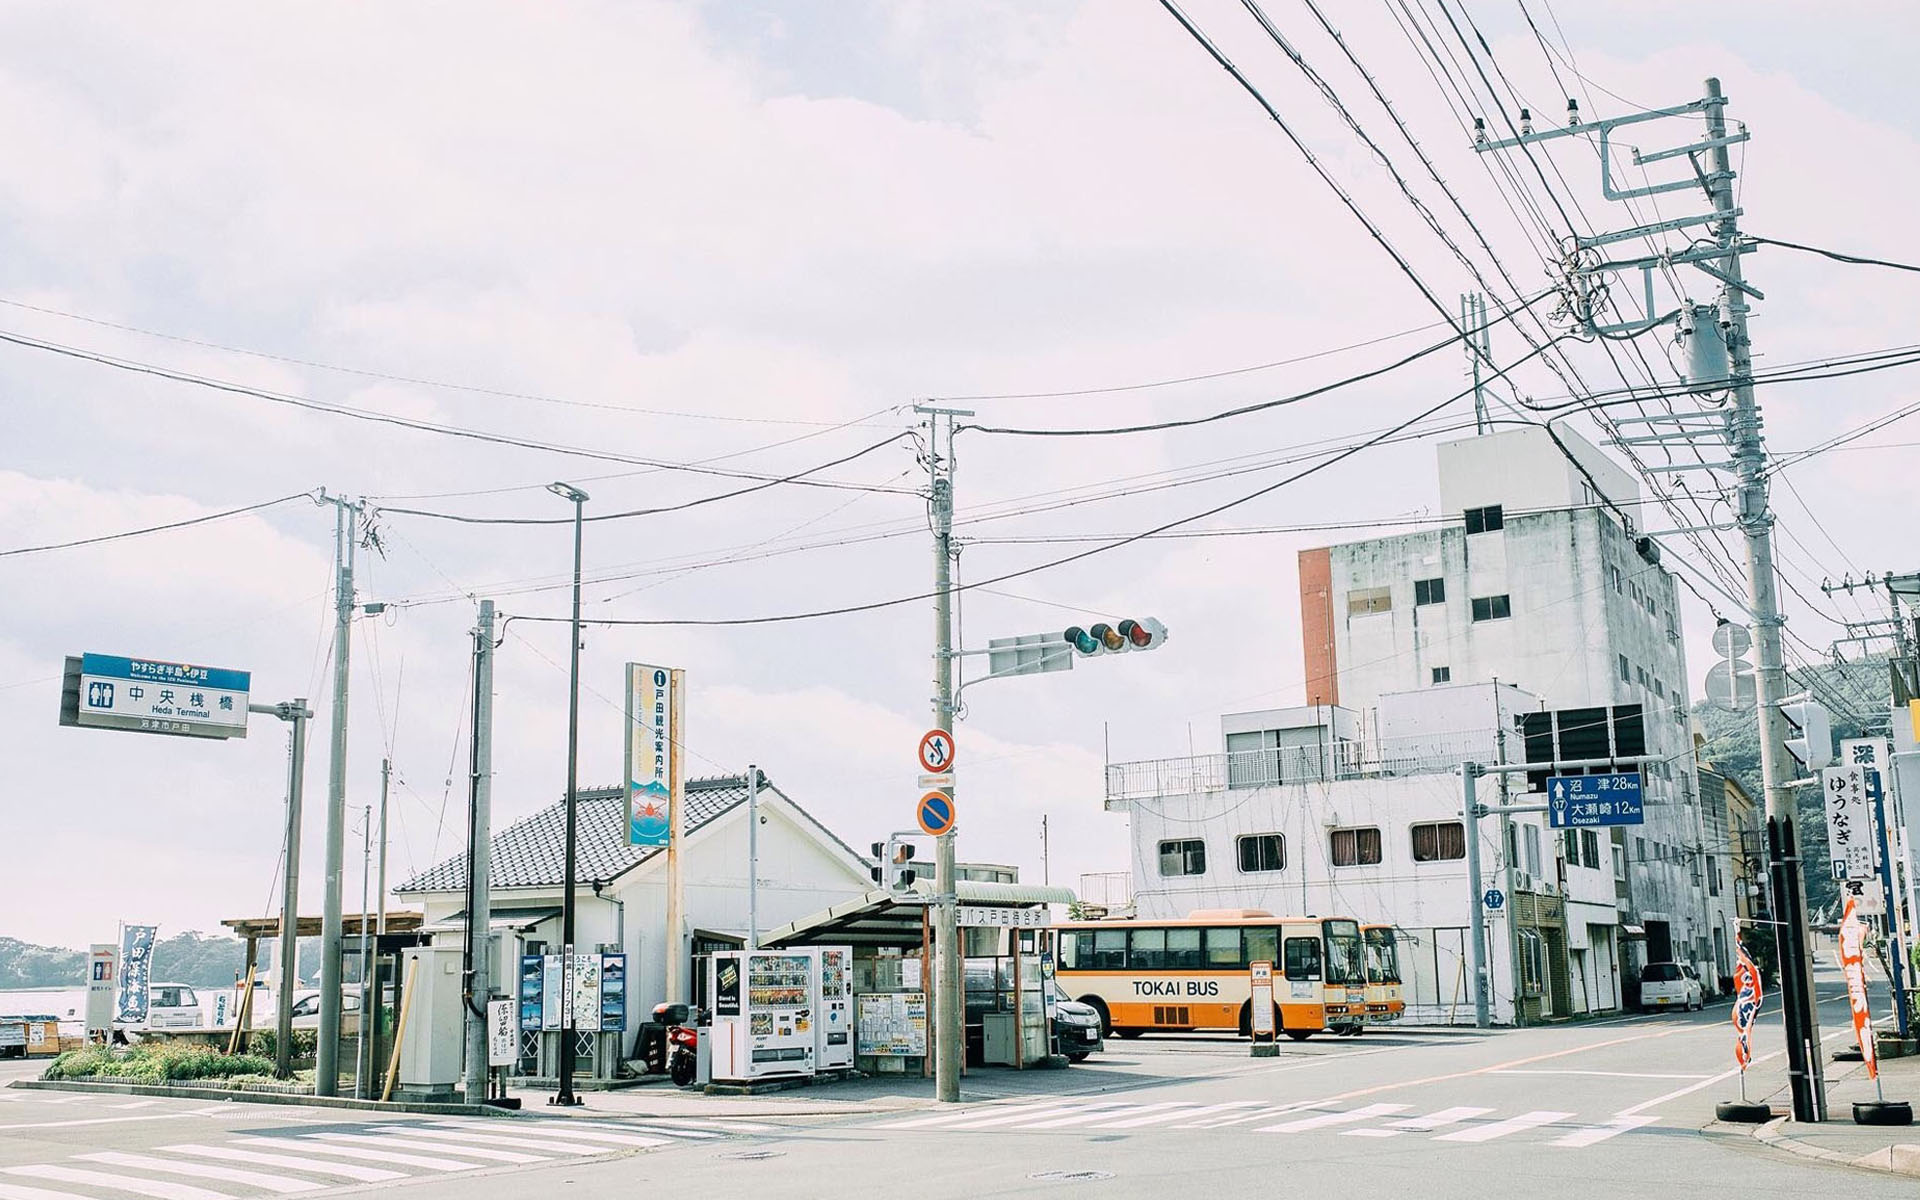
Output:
[
  {"left": 0, "top": 1115, "right": 728, "bottom": 1200},
  {"left": 867, "top": 1095, "right": 1657, "bottom": 1148}
]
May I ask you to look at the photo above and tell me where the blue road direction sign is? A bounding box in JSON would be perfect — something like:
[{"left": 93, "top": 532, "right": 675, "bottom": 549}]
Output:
[
  {"left": 917, "top": 790, "right": 956, "bottom": 837},
  {"left": 1547, "top": 771, "right": 1644, "bottom": 828},
  {"left": 63, "top": 653, "right": 251, "bottom": 739}
]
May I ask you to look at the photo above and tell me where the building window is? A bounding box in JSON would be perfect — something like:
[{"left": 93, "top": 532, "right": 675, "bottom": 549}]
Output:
[
  {"left": 1471, "top": 594, "right": 1512, "bottom": 622},
  {"left": 1518, "top": 928, "right": 1545, "bottom": 996},
  {"left": 1414, "top": 577, "right": 1446, "bottom": 605},
  {"left": 1431, "top": 666, "right": 1451, "bottom": 684},
  {"left": 1347, "top": 586, "right": 1392, "bottom": 616},
  {"left": 1158, "top": 839, "right": 1207, "bottom": 877},
  {"left": 1612, "top": 843, "right": 1626, "bottom": 879},
  {"left": 1236, "top": 833, "right": 1286, "bottom": 874},
  {"left": 1635, "top": 666, "right": 1648, "bottom": 688},
  {"left": 1464, "top": 504, "right": 1504, "bottom": 534},
  {"left": 1618, "top": 654, "right": 1631, "bottom": 683},
  {"left": 1411, "top": 821, "right": 1466, "bottom": 862},
  {"left": 1563, "top": 828, "right": 1580, "bottom": 864},
  {"left": 1636, "top": 837, "right": 1647, "bottom": 863},
  {"left": 1653, "top": 678, "right": 1665, "bottom": 699},
  {"left": 1707, "top": 855, "right": 1721, "bottom": 896},
  {"left": 1330, "top": 826, "right": 1383, "bottom": 866},
  {"left": 1582, "top": 829, "right": 1601, "bottom": 870},
  {"left": 1610, "top": 565, "right": 1623, "bottom": 593},
  {"left": 1523, "top": 824, "right": 1542, "bottom": 875}
]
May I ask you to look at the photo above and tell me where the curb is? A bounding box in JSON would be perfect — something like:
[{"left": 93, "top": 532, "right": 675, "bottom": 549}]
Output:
[
  {"left": 1746, "top": 1115, "right": 1920, "bottom": 1178},
  {"left": 9, "top": 1079, "right": 505, "bottom": 1117}
]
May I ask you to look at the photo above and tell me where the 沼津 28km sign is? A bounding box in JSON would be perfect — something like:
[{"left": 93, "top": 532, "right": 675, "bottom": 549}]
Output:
[{"left": 918, "top": 729, "right": 955, "bottom": 773}]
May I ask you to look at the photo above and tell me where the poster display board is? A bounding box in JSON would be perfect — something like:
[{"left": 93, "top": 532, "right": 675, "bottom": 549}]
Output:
[{"left": 856, "top": 993, "right": 928, "bottom": 1056}]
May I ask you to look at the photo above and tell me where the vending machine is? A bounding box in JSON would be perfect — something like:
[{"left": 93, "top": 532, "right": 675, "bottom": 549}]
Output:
[
  {"left": 813, "top": 946, "right": 854, "bottom": 1071},
  {"left": 708, "top": 950, "right": 817, "bottom": 1082}
]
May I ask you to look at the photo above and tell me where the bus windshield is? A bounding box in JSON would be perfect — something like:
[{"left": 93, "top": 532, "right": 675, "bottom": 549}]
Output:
[
  {"left": 1364, "top": 927, "right": 1401, "bottom": 985},
  {"left": 1324, "top": 919, "right": 1364, "bottom": 985}
]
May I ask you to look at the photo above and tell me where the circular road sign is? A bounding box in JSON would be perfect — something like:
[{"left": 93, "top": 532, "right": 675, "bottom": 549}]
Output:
[
  {"left": 1483, "top": 888, "right": 1505, "bottom": 911},
  {"left": 1705, "top": 659, "right": 1757, "bottom": 711},
  {"left": 1711, "top": 621, "right": 1753, "bottom": 660},
  {"left": 917, "top": 790, "right": 956, "bottom": 837},
  {"left": 918, "top": 729, "right": 956, "bottom": 773}
]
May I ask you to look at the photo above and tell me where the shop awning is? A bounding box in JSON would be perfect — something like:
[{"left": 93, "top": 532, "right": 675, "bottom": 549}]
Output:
[
  {"left": 423, "top": 905, "right": 563, "bottom": 934},
  {"left": 1620, "top": 924, "right": 1647, "bottom": 938}
]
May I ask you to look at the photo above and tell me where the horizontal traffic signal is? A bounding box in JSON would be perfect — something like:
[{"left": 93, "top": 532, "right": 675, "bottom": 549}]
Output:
[{"left": 1063, "top": 617, "right": 1167, "bottom": 656}]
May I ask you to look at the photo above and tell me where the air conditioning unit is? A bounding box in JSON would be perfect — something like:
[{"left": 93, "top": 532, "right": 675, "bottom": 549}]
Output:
[{"left": 1514, "top": 871, "right": 1535, "bottom": 892}]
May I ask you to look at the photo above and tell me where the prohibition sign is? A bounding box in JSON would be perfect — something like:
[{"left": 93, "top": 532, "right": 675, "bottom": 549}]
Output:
[
  {"left": 918, "top": 729, "right": 956, "bottom": 773},
  {"left": 917, "top": 790, "right": 956, "bottom": 837}
]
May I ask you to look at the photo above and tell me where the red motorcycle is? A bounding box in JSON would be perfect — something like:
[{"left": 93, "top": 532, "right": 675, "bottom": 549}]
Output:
[{"left": 668, "top": 1012, "right": 702, "bottom": 1087}]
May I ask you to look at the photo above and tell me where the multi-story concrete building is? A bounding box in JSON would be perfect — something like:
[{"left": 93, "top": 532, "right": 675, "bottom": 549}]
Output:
[{"left": 1106, "top": 427, "right": 1736, "bottom": 1023}]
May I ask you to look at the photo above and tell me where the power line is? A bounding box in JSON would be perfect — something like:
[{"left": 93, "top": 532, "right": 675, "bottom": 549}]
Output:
[
  {"left": 1752, "top": 235, "right": 1920, "bottom": 276},
  {"left": 0, "top": 492, "right": 314, "bottom": 557}
]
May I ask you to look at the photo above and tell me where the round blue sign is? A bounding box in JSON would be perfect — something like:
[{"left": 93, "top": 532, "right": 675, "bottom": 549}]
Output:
[
  {"left": 1483, "top": 888, "right": 1505, "bottom": 910},
  {"left": 917, "top": 790, "right": 956, "bottom": 837}
]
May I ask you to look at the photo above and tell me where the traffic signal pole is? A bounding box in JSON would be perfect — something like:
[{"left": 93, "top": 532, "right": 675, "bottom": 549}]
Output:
[{"left": 919, "top": 405, "right": 968, "bottom": 1105}]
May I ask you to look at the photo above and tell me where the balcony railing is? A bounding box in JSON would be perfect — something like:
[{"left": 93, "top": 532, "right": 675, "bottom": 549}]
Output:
[{"left": 1104, "top": 731, "right": 1499, "bottom": 804}]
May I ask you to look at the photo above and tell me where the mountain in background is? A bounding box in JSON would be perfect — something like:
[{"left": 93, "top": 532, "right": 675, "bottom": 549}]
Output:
[
  {"left": 0, "top": 930, "right": 322, "bottom": 989},
  {"left": 1693, "top": 655, "right": 1900, "bottom": 923}
]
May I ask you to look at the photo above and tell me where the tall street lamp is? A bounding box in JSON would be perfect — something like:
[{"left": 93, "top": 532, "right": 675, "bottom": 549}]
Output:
[{"left": 546, "top": 481, "right": 589, "bottom": 1107}]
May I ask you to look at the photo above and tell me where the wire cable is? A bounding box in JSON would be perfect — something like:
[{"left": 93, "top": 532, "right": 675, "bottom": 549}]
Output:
[
  {"left": 0, "top": 491, "right": 314, "bottom": 558},
  {"left": 1752, "top": 235, "right": 1920, "bottom": 276}
]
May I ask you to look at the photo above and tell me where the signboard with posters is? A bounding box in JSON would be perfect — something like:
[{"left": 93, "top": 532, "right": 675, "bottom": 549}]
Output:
[
  {"left": 519, "top": 954, "right": 543, "bottom": 1031},
  {"left": 1838, "top": 897, "right": 1878, "bottom": 1080},
  {"left": 541, "top": 955, "right": 565, "bottom": 1031},
  {"left": 572, "top": 952, "right": 602, "bottom": 1034},
  {"left": 1822, "top": 764, "right": 1876, "bottom": 880},
  {"left": 487, "top": 999, "right": 517, "bottom": 1066},
  {"left": 624, "top": 664, "right": 683, "bottom": 847},
  {"left": 114, "top": 925, "right": 157, "bottom": 1025},
  {"left": 68, "top": 654, "right": 250, "bottom": 740},
  {"left": 856, "top": 992, "right": 928, "bottom": 1056}
]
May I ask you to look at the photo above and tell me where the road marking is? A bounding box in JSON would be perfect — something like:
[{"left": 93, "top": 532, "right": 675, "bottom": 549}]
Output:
[
  {"left": 879, "top": 1101, "right": 1061, "bottom": 1130},
  {"left": 405, "top": 1127, "right": 631, "bottom": 1156},
  {"left": 1432, "top": 1110, "right": 1573, "bottom": 1143},
  {"left": 0, "top": 1182, "right": 92, "bottom": 1200},
  {"left": 76, "top": 1152, "right": 323, "bottom": 1194},
  {"left": 1181, "top": 1103, "right": 1320, "bottom": 1129},
  {"left": 1550, "top": 1116, "right": 1657, "bottom": 1147},
  {"left": 1259, "top": 1103, "right": 1408, "bottom": 1133},
  {"left": 943, "top": 1103, "right": 1096, "bottom": 1130},
  {"left": 272, "top": 1137, "right": 473, "bottom": 1171},
  {"left": 1156, "top": 1101, "right": 1268, "bottom": 1128},
  {"left": 1083, "top": 1104, "right": 1210, "bottom": 1129},
  {"left": 5, "top": 1165, "right": 232, "bottom": 1200},
  {"left": 335, "top": 1132, "right": 553, "bottom": 1163},
  {"left": 159, "top": 1144, "right": 404, "bottom": 1182},
  {"left": 1341, "top": 1105, "right": 1494, "bottom": 1137},
  {"left": 1008, "top": 1104, "right": 1144, "bottom": 1129},
  {"left": 1321, "top": 1028, "right": 1691, "bottom": 1105},
  {"left": 1615, "top": 1026, "right": 1849, "bottom": 1118},
  {"left": 0, "top": 1114, "right": 208, "bottom": 1132},
  {"left": 547, "top": 1122, "right": 721, "bottom": 1140},
  {"left": 108, "top": 1101, "right": 164, "bottom": 1110},
  {"left": 460, "top": 1125, "right": 670, "bottom": 1148},
  {"left": 1491, "top": 1070, "right": 1708, "bottom": 1080}
]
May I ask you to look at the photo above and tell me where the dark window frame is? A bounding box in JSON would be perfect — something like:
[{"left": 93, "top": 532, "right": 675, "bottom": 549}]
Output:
[
  {"left": 1464, "top": 504, "right": 1505, "bottom": 534},
  {"left": 1471, "top": 594, "right": 1512, "bottom": 622},
  {"left": 1414, "top": 577, "right": 1446, "bottom": 605},
  {"left": 1235, "top": 832, "right": 1286, "bottom": 874},
  {"left": 1157, "top": 838, "right": 1207, "bottom": 877},
  {"left": 1330, "top": 825, "right": 1383, "bottom": 867},
  {"left": 1411, "top": 820, "right": 1467, "bottom": 862}
]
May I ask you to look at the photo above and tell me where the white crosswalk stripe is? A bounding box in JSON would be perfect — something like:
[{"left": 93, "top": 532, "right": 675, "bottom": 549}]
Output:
[
  {"left": 879, "top": 1101, "right": 1061, "bottom": 1130},
  {"left": 0, "top": 1182, "right": 90, "bottom": 1200},
  {"left": 4, "top": 1165, "right": 232, "bottom": 1200},
  {"left": 525, "top": 1120, "right": 719, "bottom": 1142},
  {"left": 75, "top": 1152, "right": 322, "bottom": 1194},
  {"left": 1550, "top": 1116, "right": 1657, "bottom": 1148},
  {"left": 159, "top": 1143, "right": 405, "bottom": 1182},
  {"left": 1344, "top": 1106, "right": 1495, "bottom": 1138},
  {"left": 264, "top": 1136, "right": 475, "bottom": 1171},
  {"left": 406, "top": 1127, "right": 638, "bottom": 1156},
  {"left": 1258, "top": 1103, "right": 1409, "bottom": 1133},
  {"left": 1432, "top": 1110, "right": 1574, "bottom": 1143},
  {"left": 319, "top": 1132, "right": 552, "bottom": 1163}
]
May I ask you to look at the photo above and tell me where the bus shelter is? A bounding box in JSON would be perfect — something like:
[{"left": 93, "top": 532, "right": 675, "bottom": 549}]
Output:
[{"left": 761, "top": 880, "right": 1074, "bottom": 1076}]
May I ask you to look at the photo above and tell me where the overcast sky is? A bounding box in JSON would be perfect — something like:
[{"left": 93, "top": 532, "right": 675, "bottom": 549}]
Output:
[{"left": 4, "top": 1, "right": 1917, "bottom": 948}]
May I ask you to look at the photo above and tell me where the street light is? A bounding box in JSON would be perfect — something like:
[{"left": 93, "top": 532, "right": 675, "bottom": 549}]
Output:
[{"left": 546, "top": 481, "right": 588, "bottom": 1107}]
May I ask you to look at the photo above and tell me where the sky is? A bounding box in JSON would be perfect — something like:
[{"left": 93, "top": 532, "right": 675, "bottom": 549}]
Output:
[{"left": 3, "top": 1, "right": 1918, "bottom": 949}]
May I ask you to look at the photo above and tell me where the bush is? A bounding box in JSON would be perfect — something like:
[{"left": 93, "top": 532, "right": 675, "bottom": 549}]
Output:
[
  {"left": 243, "top": 1029, "right": 317, "bottom": 1062},
  {"left": 43, "top": 1043, "right": 275, "bottom": 1084}
]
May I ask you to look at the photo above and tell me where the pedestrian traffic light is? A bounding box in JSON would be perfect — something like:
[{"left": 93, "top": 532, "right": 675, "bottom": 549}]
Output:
[
  {"left": 1062, "top": 618, "right": 1168, "bottom": 656},
  {"left": 1777, "top": 693, "right": 1833, "bottom": 771}
]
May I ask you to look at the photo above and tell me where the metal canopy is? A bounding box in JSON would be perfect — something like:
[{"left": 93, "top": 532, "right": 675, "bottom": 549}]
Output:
[
  {"left": 761, "top": 881, "right": 1076, "bottom": 950},
  {"left": 222, "top": 912, "right": 424, "bottom": 939},
  {"left": 421, "top": 905, "right": 563, "bottom": 935}
]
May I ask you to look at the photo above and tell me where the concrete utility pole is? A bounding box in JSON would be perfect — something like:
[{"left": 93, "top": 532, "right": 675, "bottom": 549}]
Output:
[
  {"left": 1461, "top": 762, "right": 1490, "bottom": 1028},
  {"left": 250, "top": 698, "right": 312, "bottom": 1080},
  {"left": 376, "top": 757, "right": 391, "bottom": 936},
  {"left": 316, "top": 494, "right": 359, "bottom": 1096},
  {"left": 919, "top": 404, "right": 970, "bottom": 1104},
  {"left": 355, "top": 805, "right": 372, "bottom": 1097},
  {"left": 1462, "top": 291, "right": 1492, "bottom": 434},
  {"left": 1702, "top": 78, "right": 1825, "bottom": 1121},
  {"left": 463, "top": 600, "right": 497, "bottom": 1105},
  {"left": 546, "top": 482, "right": 588, "bottom": 1107},
  {"left": 746, "top": 764, "right": 760, "bottom": 951}
]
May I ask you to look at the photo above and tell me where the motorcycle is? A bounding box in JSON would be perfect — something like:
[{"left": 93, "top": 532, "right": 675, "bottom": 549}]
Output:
[{"left": 668, "top": 1009, "right": 703, "bottom": 1087}]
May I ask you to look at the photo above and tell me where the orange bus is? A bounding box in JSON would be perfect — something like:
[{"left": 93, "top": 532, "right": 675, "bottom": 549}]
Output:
[
  {"left": 1361, "top": 924, "right": 1405, "bottom": 1024},
  {"left": 1053, "top": 909, "right": 1370, "bottom": 1040}
]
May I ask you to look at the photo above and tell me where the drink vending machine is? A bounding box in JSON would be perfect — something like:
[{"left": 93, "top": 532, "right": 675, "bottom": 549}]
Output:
[
  {"left": 708, "top": 950, "right": 817, "bottom": 1082},
  {"left": 813, "top": 946, "right": 854, "bottom": 1071}
]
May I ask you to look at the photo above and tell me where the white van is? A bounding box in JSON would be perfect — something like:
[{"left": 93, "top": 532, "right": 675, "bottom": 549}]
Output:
[
  {"left": 146, "top": 984, "right": 204, "bottom": 1030},
  {"left": 1638, "top": 962, "right": 1704, "bottom": 1011}
]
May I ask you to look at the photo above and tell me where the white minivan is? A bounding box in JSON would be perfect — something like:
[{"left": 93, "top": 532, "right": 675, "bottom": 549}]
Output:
[
  {"left": 1639, "top": 962, "right": 1704, "bottom": 1011},
  {"left": 146, "top": 984, "right": 204, "bottom": 1030}
]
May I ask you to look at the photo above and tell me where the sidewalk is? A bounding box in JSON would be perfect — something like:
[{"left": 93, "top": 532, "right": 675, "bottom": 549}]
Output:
[{"left": 1718, "top": 1045, "right": 1920, "bottom": 1178}]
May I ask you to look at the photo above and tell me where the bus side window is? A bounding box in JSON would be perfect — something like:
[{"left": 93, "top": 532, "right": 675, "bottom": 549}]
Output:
[
  {"left": 1166, "top": 927, "right": 1202, "bottom": 969},
  {"left": 1245, "top": 927, "right": 1278, "bottom": 968},
  {"left": 1284, "top": 937, "right": 1322, "bottom": 980},
  {"left": 1092, "top": 930, "right": 1126, "bottom": 970},
  {"left": 1058, "top": 931, "right": 1080, "bottom": 970},
  {"left": 1205, "top": 927, "right": 1243, "bottom": 968},
  {"left": 1130, "top": 928, "right": 1167, "bottom": 969}
]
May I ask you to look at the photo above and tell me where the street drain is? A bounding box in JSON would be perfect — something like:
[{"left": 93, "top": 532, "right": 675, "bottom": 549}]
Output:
[
  {"left": 719, "top": 1150, "right": 786, "bottom": 1161},
  {"left": 1029, "top": 1170, "right": 1114, "bottom": 1183}
]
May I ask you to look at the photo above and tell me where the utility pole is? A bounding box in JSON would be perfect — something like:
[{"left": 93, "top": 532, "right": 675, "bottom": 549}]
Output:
[
  {"left": 746, "top": 764, "right": 760, "bottom": 950},
  {"left": 316, "top": 493, "right": 359, "bottom": 1097},
  {"left": 376, "top": 757, "right": 390, "bottom": 936},
  {"left": 918, "top": 404, "right": 970, "bottom": 1103},
  {"left": 463, "top": 600, "right": 497, "bottom": 1105},
  {"left": 546, "top": 482, "right": 588, "bottom": 1107},
  {"left": 1041, "top": 815, "right": 1049, "bottom": 887},
  {"left": 251, "top": 699, "right": 312, "bottom": 1080},
  {"left": 355, "top": 805, "right": 372, "bottom": 1097},
  {"left": 1462, "top": 292, "right": 1492, "bottom": 434}
]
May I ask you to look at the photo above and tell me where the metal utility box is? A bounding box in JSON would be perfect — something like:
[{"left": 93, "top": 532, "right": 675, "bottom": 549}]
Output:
[
  {"left": 708, "top": 950, "right": 817, "bottom": 1082},
  {"left": 813, "top": 946, "right": 854, "bottom": 1071},
  {"left": 395, "top": 944, "right": 464, "bottom": 1101}
]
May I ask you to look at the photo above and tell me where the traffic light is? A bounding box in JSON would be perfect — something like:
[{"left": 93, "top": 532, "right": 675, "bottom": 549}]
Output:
[
  {"left": 1777, "top": 693, "right": 1833, "bottom": 771},
  {"left": 869, "top": 837, "right": 918, "bottom": 890},
  {"left": 1063, "top": 617, "right": 1167, "bottom": 657}
]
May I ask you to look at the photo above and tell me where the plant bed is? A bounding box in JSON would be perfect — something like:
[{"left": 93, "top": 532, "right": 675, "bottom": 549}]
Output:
[{"left": 43, "top": 1043, "right": 291, "bottom": 1087}]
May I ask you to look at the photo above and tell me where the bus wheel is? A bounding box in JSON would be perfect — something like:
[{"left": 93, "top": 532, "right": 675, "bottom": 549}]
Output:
[{"left": 1286, "top": 1030, "right": 1312, "bottom": 1042}]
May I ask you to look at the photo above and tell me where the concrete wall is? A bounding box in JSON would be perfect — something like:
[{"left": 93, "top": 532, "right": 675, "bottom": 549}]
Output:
[{"left": 1436, "top": 425, "right": 1641, "bottom": 524}]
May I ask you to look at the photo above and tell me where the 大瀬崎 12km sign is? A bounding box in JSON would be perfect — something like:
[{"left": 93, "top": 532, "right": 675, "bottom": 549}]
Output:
[{"left": 60, "top": 653, "right": 251, "bottom": 740}]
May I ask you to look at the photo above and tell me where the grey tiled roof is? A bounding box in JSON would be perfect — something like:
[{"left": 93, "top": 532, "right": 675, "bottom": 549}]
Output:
[{"left": 395, "top": 774, "right": 764, "bottom": 894}]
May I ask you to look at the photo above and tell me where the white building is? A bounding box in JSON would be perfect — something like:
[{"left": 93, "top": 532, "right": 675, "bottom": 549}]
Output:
[{"left": 395, "top": 773, "right": 872, "bottom": 1075}]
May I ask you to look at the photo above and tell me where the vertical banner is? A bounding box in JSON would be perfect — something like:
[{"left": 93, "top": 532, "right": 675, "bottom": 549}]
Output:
[
  {"left": 86, "top": 944, "right": 116, "bottom": 1040},
  {"left": 572, "top": 952, "right": 602, "bottom": 1033},
  {"left": 1839, "top": 897, "right": 1878, "bottom": 1079},
  {"left": 115, "top": 925, "right": 157, "bottom": 1025},
  {"left": 518, "top": 954, "right": 543, "bottom": 1031},
  {"left": 1731, "top": 940, "right": 1762, "bottom": 1068},
  {"left": 600, "top": 953, "right": 627, "bottom": 1034},
  {"left": 625, "top": 664, "right": 681, "bottom": 847},
  {"left": 487, "top": 1000, "right": 517, "bottom": 1066},
  {"left": 541, "top": 954, "right": 565, "bottom": 1031}
]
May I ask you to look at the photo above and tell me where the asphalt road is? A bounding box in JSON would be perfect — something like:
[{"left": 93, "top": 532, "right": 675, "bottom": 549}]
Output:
[{"left": 0, "top": 975, "right": 1905, "bottom": 1200}]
